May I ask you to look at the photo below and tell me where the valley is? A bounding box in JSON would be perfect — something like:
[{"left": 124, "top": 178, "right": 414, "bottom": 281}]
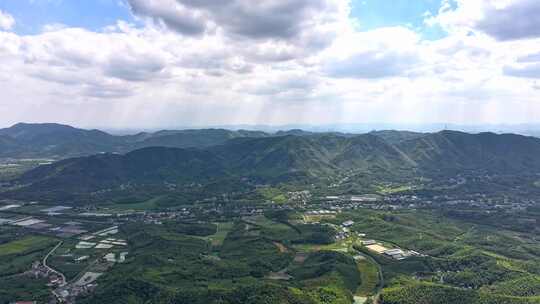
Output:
[{"left": 1, "top": 124, "right": 540, "bottom": 304}]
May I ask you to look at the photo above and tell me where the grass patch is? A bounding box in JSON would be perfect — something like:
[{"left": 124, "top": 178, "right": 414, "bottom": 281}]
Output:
[
  {"left": 109, "top": 196, "right": 161, "bottom": 211},
  {"left": 257, "top": 187, "right": 288, "bottom": 204},
  {"left": 0, "top": 236, "right": 57, "bottom": 276},
  {"left": 376, "top": 185, "right": 413, "bottom": 194},
  {"left": 0, "top": 236, "right": 56, "bottom": 257},
  {"left": 206, "top": 222, "right": 234, "bottom": 246},
  {"left": 356, "top": 257, "right": 380, "bottom": 296},
  {"left": 293, "top": 236, "right": 356, "bottom": 254}
]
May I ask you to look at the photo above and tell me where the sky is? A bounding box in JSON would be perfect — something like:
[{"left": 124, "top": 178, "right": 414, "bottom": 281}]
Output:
[{"left": 0, "top": 0, "right": 540, "bottom": 129}]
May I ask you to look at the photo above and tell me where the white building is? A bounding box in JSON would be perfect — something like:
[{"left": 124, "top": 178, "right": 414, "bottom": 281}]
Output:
[{"left": 342, "top": 220, "right": 354, "bottom": 227}]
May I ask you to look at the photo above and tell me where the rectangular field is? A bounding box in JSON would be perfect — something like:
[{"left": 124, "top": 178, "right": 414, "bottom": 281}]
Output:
[
  {"left": 206, "top": 222, "right": 234, "bottom": 246},
  {"left": 366, "top": 244, "right": 389, "bottom": 254}
]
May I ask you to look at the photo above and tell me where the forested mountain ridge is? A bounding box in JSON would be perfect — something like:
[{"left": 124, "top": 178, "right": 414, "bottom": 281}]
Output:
[
  {"left": 0, "top": 123, "right": 272, "bottom": 158},
  {"left": 9, "top": 130, "right": 540, "bottom": 201},
  {"left": 399, "top": 130, "right": 540, "bottom": 174},
  {"left": 0, "top": 123, "right": 359, "bottom": 159}
]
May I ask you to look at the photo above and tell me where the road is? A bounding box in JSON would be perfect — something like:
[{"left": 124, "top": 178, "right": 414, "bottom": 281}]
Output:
[
  {"left": 43, "top": 241, "right": 67, "bottom": 302},
  {"left": 353, "top": 250, "right": 385, "bottom": 304},
  {"left": 43, "top": 241, "right": 67, "bottom": 285}
]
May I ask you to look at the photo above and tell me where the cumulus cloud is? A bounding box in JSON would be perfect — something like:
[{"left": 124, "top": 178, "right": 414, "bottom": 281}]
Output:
[
  {"left": 0, "top": 24, "right": 174, "bottom": 101},
  {"left": 431, "top": 0, "right": 540, "bottom": 41},
  {"left": 0, "top": 10, "right": 15, "bottom": 30},
  {"left": 128, "top": 0, "right": 342, "bottom": 40},
  {"left": 126, "top": 0, "right": 349, "bottom": 63},
  {"left": 103, "top": 52, "right": 167, "bottom": 82},
  {"left": 475, "top": 0, "right": 540, "bottom": 41},
  {"left": 504, "top": 50, "right": 540, "bottom": 79},
  {"left": 16, "top": 26, "right": 173, "bottom": 83},
  {"left": 0, "top": 0, "right": 540, "bottom": 128},
  {"left": 83, "top": 83, "right": 136, "bottom": 99},
  {"left": 517, "top": 52, "right": 540, "bottom": 63},
  {"left": 325, "top": 51, "right": 418, "bottom": 79},
  {"left": 243, "top": 73, "right": 320, "bottom": 96},
  {"left": 323, "top": 27, "right": 421, "bottom": 79},
  {"left": 128, "top": 0, "right": 207, "bottom": 35},
  {"left": 504, "top": 63, "right": 540, "bottom": 78}
]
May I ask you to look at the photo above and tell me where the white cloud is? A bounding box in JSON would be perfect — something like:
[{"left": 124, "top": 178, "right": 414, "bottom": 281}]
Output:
[
  {"left": 0, "top": 10, "right": 15, "bottom": 31},
  {"left": 127, "top": 0, "right": 346, "bottom": 41},
  {"left": 322, "top": 27, "right": 421, "bottom": 79},
  {"left": 504, "top": 63, "right": 540, "bottom": 78},
  {"left": 0, "top": 0, "right": 540, "bottom": 128},
  {"left": 429, "top": 0, "right": 540, "bottom": 41},
  {"left": 128, "top": 0, "right": 207, "bottom": 36},
  {"left": 503, "top": 50, "right": 540, "bottom": 79},
  {"left": 126, "top": 0, "right": 350, "bottom": 61},
  {"left": 42, "top": 23, "right": 68, "bottom": 32}
]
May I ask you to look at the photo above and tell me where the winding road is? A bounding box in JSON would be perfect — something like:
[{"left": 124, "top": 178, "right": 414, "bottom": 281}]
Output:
[
  {"left": 43, "top": 241, "right": 67, "bottom": 302},
  {"left": 353, "top": 250, "right": 385, "bottom": 304},
  {"left": 43, "top": 241, "right": 67, "bottom": 285}
]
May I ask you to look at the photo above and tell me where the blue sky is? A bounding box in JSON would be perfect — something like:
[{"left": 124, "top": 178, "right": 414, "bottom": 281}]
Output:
[
  {"left": 352, "top": 0, "right": 446, "bottom": 39},
  {"left": 0, "top": 0, "right": 133, "bottom": 34},
  {"left": 2, "top": 0, "right": 446, "bottom": 39}
]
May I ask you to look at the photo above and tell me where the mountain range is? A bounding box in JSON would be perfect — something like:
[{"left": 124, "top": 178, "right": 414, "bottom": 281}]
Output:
[
  {"left": 6, "top": 123, "right": 540, "bottom": 201},
  {"left": 0, "top": 123, "right": 274, "bottom": 159},
  {"left": 0, "top": 123, "right": 430, "bottom": 159}
]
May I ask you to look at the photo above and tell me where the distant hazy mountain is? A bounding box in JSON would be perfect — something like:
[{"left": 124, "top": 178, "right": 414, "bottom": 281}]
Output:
[
  {"left": 368, "top": 130, "right": 425, "bottom": 144},
  {"left": 12, "top": 130, "right": 540, "bottom": 200},
  {"left": 0, "top": 123, "right": 271, "bottom": 158},
  {"left": 0, "top": 123, "right": 367, "bottom": 159},
  {"left": 193, "top": 123, "right": 540, "bottom": 137},
  {"left": 274, "top": 129, "right": 355, "bottom": 137},
  {"left": 0, "top": 123, "right": 373, "bottom": 159},
  {"left": 129, "top": 129, "right": 270, "bottom": 150},
  {"left": 5, "top": 122, "right": 538, "bottom": 157},
  {"left": 0, "top": 123, "right": 122, "bottom": 158}
]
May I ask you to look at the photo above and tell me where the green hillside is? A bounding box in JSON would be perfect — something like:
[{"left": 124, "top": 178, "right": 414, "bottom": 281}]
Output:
[{"left": 9, "top": 130, "right": 540, "bottom": 202}]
